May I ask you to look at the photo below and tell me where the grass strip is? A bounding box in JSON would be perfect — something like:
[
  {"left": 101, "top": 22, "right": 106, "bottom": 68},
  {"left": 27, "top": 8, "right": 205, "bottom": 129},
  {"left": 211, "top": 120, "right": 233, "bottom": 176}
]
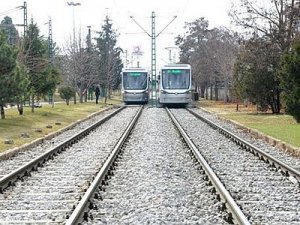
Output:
[
  {"left": 0, "top": 99, "right": 121, "bottom": 153},
  {"left": 198, "top": 99, "right": 300, "bottom": 148}
]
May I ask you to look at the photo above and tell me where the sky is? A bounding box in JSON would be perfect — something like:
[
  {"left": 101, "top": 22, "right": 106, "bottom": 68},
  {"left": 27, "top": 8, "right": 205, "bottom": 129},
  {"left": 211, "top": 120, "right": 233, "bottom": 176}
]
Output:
[{"left": 0, "top": 0, "right": 238, "bottom": 69}]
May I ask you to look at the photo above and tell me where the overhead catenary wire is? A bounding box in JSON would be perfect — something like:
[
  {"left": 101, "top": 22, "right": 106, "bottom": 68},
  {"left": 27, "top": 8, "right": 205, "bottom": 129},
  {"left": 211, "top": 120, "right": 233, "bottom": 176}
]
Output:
[{"left": 0, "top": 6, "right": 23, "bottom": 17}]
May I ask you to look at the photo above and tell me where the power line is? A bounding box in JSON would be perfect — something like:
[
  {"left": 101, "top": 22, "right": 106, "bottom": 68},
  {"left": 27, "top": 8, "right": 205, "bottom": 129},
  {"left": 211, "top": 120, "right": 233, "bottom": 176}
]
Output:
[
  {"left": 0, "top": 5, "right": 23, "bottom": 17},
  {"left": 129, "top": 15, "right": 151, "bottom": 37},
  {"left": 129, "top": 11, "right": 177, "bottom": 107},
  {"left": 156, "top": 16, "right": 177, "bottom": 37}
]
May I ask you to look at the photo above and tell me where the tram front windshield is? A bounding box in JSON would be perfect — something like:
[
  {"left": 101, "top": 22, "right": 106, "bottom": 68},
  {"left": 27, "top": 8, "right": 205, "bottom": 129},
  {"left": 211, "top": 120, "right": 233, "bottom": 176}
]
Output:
[
  {"left": 162, "top": 69, "right": 190, "bottom": 89},
  {"left": 123, "top": 72, "right": 148, "bottom": 90}
]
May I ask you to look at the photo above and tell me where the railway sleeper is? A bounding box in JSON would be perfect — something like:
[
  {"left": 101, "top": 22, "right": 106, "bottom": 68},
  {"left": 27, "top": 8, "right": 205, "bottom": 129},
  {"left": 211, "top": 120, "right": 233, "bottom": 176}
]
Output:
[
  {"left": 219, "top": 202, "right": 227, "bottom": 211},
  {"left": 215, "top": 193, "right": 221, "bottom": 201},
  {"left": 83, "top": 211, "right": 89, "bottom": 221},
  {"left": 24, "top": 170, "right": 31, "bottom": 177},
  {"left": 224, "top": 212, "right": 234, "bottom": 224},
  {"left": 31, "top": 165, "right": 38, "bottom": 171},
  {"left": 94, "top": 192, "right": 103, "bottom": 200},
  {"left": 88, "top": 201, "right": 94, "bottom": 209},
  {"left": 209, "top": 186, "right": 216, "bottom": 194}
]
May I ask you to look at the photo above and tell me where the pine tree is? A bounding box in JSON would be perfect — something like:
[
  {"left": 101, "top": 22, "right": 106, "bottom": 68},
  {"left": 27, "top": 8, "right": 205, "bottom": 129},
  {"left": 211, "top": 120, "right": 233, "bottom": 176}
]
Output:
[
  {"left": 0, "top": 30, "right": 27, "bottom": 119},
  {"left": 95, "top": 16, "right": 123, "bottom": 103},
  {"left": 23, "top": 20, "right": 60, "bottom": 112},
  {"left": 279, "top": 38, "right": 300, "bottom": 122},
  {"left": 0, "top": 16, "right": 19, "bottom": 45}
]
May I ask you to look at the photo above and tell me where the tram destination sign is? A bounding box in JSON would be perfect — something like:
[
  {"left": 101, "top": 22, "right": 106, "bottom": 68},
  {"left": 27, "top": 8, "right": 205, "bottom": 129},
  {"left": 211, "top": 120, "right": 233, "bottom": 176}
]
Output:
[
  {"left": 129, "top": 72, "right": 142, "bottom": 77},
  {"left": 167, "top": 69, "right": 182, "bottom": 75}
]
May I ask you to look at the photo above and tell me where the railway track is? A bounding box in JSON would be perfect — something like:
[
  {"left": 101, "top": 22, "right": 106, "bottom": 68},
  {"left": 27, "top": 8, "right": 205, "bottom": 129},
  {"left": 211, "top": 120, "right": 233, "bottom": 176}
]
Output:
[
  {"left": 1, "top": 105, "right": 299, "bottom": 224},
  {"left": 68, "top": 107, "right": 248, "bottom": 224},
  {"left": 170, "top": 108, "right": 300, "bottom": 225},
  {"left": 0, "top": 106, "right": 140, "bottom": 224}
]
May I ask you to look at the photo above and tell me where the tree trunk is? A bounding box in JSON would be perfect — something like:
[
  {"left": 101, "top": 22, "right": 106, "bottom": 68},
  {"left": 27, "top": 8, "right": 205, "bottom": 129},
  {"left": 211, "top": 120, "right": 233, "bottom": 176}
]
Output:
[
  {"left": 17, "top": 102, "right": 24, "bottom": 115},
  {"left": 79, "top": 92, "right": 84, "bottom": 103},
  {"left": 214, "top": 86, "right": 219, "bottom": 101},
  {"left": 31, "top": 95, "right": 35, "bottom": 113},
  {"left": 0, "top": 105, "right": 5, "bottom": 119},
  {"left": 84, "top": 91, "right": 87, "bottom": 102},
  {"left": 108, "top": 85, "right": 111, "bottom": 99},
  {"left": 271, "top": 90, "right": 281, "bottom": 114},
  {"left": 73, "top": 92, "right": 77, "bottom": 104},
  {"left": 200, "top": 84, "right": 206, "bottom": 98}
]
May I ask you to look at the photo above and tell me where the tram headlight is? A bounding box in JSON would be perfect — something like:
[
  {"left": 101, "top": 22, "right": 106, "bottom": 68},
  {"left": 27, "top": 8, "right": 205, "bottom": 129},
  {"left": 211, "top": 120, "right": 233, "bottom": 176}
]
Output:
[{"left": 160, "top": 90, "right": 167, "bottom": 94}]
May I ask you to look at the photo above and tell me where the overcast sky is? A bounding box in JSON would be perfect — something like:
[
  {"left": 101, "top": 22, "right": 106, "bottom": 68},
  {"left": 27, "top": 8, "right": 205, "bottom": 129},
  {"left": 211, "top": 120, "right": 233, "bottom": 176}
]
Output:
[{"left": 0, "top": 0, "right": 238, "bottom": 69}]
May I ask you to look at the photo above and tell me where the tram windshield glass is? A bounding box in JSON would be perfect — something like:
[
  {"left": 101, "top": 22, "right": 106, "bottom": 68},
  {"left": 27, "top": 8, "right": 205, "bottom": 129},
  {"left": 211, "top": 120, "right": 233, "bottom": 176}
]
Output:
[
  {"left": 161, "top": 69, "right": 190, "bottom": 89},
  {"left": 123, "top": 72, "right": 148, "bottom": 90}
]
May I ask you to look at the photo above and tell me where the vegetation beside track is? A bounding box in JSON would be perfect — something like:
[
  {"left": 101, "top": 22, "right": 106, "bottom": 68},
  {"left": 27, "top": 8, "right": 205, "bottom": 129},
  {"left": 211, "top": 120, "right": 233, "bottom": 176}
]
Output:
[
  {"left": 0, "top": 99, "right": 121, "bottom": 153},
  {"left": 198, "top": 99, "right": 300, "bottom": 148}
]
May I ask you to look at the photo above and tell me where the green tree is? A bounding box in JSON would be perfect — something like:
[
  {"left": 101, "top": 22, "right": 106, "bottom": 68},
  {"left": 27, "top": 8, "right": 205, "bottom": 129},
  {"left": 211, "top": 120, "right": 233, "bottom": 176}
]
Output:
[
  {"left": 95, "top": 16, "right": 123, "bottom": 104},
  {"left": 0, "top": 30, "right": 27, "bottom": 119},
  {"left": 279, "top": 38, "right": 300, "bottom": 122},
  {"left": 13, "top": 64, "right": 29, "bottom": 115},
  {"left": 58, "top": 86, "right": 75, "bottom": 105},
  {"left": 0, "top": 16, "right": 18, "bottom": 45},
  {"left": 233, "top": 37, "right": 281, "bottom": 113},
  {"left": 23, "top": 20, "right": 60, "bottom": 112},
  {"left": 230, "top": 0, "right": 300, "bottom": 113}
]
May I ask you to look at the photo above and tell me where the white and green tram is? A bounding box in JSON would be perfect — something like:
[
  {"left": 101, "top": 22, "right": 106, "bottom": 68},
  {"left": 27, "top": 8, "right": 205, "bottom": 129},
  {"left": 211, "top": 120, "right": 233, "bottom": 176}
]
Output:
[
  {"left": 121, "top": 68, "right": 149, "bottom": 104},
  {"left": 158, "top": 64, "right": 192, "bottom": 105}
]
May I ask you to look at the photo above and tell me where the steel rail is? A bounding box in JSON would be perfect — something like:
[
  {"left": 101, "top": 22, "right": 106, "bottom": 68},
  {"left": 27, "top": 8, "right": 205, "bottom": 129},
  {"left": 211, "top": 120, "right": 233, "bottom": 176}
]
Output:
[
  {"left": 66, "top": 105, "right": 144, "bottom": 225},
  {"left": 187, "top": 108, "right": 300, "bottom": 180},
  {"left": 0, "top": 106, "right": 125, "bottom": 193},
  {"left": 166, "top": 108, "right": 250, "bottom": 225}
]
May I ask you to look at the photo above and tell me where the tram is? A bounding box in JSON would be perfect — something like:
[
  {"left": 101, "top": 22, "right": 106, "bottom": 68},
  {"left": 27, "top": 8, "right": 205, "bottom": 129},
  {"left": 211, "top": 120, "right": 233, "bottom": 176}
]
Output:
[
  {"left": 158, "top": 64, "right": 192, "bottom": 105},
  {"left": 121, "top": 68, "right": 149, "bottom": 104}
]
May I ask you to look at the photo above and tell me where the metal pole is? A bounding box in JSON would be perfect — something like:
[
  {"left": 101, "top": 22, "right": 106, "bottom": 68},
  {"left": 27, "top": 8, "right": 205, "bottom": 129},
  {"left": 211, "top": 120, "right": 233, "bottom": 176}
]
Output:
[
  {"left": 67, "top": 2, "right": 81, "bottom": 46},
  {"left": 48, "top": 18, "right": 53, "bottom": 61},
  {"left": 87, "top": 26, "right": 91, "bottom": 52},
  {"left": 125, "top": 50, "right": 128, "bottom": 68},
  {"left": 151, "top": 11, "right": 157, "bottom": 107},
  {"left": 23, "top": 1, "right": 27, "bottom": 36}
]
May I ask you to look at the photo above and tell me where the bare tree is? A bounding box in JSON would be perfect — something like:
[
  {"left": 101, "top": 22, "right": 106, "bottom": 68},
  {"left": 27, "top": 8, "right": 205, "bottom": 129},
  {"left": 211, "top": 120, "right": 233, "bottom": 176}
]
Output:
[
  {"left": 230, "top": 0, "right": 300, "bottom": 52},
  {"left": 62, "top": 32, "right": 99, "bottom": 103},
  {"left": 176, "top": 18, "right": 238, "bottom": 100}
]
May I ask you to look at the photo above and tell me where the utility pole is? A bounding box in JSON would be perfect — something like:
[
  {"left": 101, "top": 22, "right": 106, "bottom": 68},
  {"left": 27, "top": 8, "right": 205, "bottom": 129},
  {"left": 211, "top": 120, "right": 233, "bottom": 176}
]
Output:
[
  {"left": 46, "top": 18, "right": 54, "bottom": 107},
  {"left": 23, "top": 1, "right": 27, "bottom": 36},
  {"left": 87, "top": 25, "right": 91, "bottom": 52},
  {"left": 125, "top": 50, "right": 128, "bottom": 68},
  {"left": 48, "top": 18, "right": 53, "bottom": 62},
  {"left": 165, "top": 46, "right": 177, "bottom": 64},
  {"left": 67, "top": 2, "right": 81, "bottom": 46},
  {"left": 151, "top": 12, "right": 157, "bottom": 106},
  {"left": 130, "top": 12, "right": 177, "bottom": 107}
]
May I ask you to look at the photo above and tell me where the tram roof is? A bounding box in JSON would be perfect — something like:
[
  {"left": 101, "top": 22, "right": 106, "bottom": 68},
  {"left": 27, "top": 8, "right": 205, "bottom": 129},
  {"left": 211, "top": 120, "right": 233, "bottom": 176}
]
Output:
[
  {"left": 161, "top": 64, "right": 191, "bottom": 69},
  {"left": 122, "top": 67, "right": 149, "bottom": 72}
]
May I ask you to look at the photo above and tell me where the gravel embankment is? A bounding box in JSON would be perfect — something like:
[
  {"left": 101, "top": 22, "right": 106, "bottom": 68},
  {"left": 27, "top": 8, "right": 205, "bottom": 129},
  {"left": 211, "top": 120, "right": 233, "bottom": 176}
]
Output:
[
  {"left": 0, "top": 107, "right": 138, "bottom": 223},
  {"left": 85, "top": 107, "right": 230, "bottom": 225},
  {"left": 174, "top": 108, "right": 300, "bottom": 225},
  {"left": 191, "top": 108, "right": 300, "bottom": 170}
]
